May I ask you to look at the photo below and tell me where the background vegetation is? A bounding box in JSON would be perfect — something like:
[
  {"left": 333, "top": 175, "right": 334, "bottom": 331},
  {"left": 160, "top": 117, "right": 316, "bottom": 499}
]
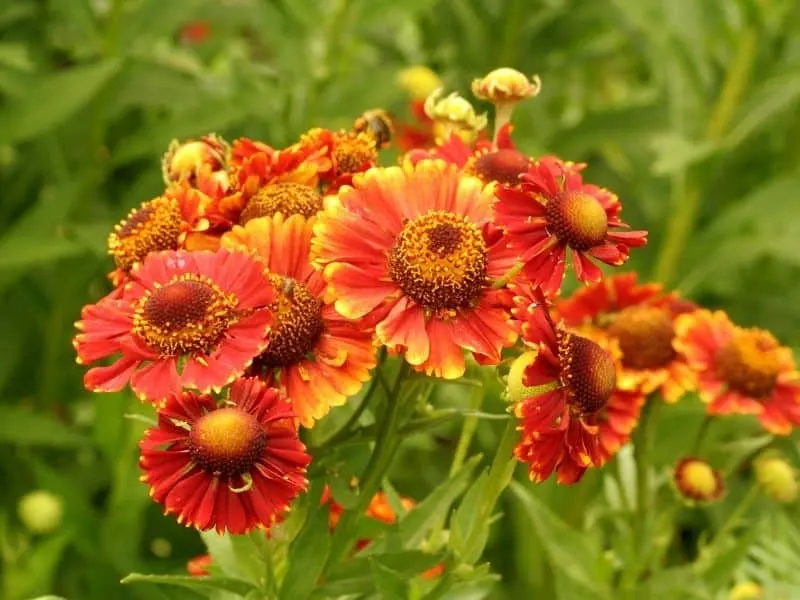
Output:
[{"left": 1, "top": 0, "right": 799, "bottom": 598}]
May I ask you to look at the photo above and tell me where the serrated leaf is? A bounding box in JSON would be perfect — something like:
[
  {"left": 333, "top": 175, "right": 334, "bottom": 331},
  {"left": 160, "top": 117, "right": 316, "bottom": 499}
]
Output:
[
  {"left": 0, "top": 406, "right": 88, "bottom": 447},
  {"left": 398, "top": 454, "right": 481, "bottom": 548},
  {"left": 370, "top": 558, "right": 410, "bottom": 600},
  {"left": 122, "top": 573, "right": 256, "bottom": 597},
  {"left": 510, "top": 481, "right": 611, "bottom": 598},
  {"left": 0, "top": 59, "right": 120, "bottom": 144},
  {"left": 279, "top": 506, "right": 331, "bottom": 600}
]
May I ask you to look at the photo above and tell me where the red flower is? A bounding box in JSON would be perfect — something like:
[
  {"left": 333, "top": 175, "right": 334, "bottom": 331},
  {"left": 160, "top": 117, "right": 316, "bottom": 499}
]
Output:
[
  {"left": 187, "top": 554, "right": 212, "bottom": 576},
  {"left": 556, "top": 274, "right": 697, "bottom": 404},
  {"left": 674, "top": 310, "right": 800, "bottom": 435},
  {"left": 495, "top": 158, "right": 648, "bottom": 295},
  {"left": 311, "top": 160, "right": 517, "bottom": 379},
  {"left": 511, "top": 287, "right": 619, "bottom": 484},
  {"left": 139, "top": 378, "right": 310, "bottom": 534},
  {"left": 74, "top": 249, "right": 274, "bottom": 403},
  {"left": 396, "top": 99, "right": 435, "bottom": 152},
  {"left": 298, "top": 128, "right": 379, "bottom": 193},
  {"left": 221, "top": 214, "right": 377, "bottom": 427}
]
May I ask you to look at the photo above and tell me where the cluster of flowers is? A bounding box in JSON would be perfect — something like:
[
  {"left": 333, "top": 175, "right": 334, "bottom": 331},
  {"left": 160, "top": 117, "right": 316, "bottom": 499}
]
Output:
[{"left": 72, "top": 65, "right": 800, "bottom": 546}]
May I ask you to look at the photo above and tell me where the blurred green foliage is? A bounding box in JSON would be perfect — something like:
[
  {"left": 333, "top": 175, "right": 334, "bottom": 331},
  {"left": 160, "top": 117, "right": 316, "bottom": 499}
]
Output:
[{"left": 1, "top": 0, "right": 800, "bottom": 598}]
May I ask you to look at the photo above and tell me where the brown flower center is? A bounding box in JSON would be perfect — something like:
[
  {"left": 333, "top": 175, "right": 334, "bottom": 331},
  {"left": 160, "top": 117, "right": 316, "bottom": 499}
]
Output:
[
  {"left": 558, "top": 332, "right": 616, "bottom": 415},
  {"left": 470, "top": 149, "right": 531, "bottom": 185},
  {"left": 333, "top": 131, "right": 378, "bottom": 174},
  {"left": 388, "top": 211, "right": 488, "bottom": 310},
  {"left": 608, "top": 306, "right": 676, "bottom": 370},
  {"left": 188, "top": 407, "right": 266, "bottom": 476},
  {"left": 239, "top": 183, "right": 323, "bottom": 224},
  {"left": 133, "top": 276, "right": 238, "bottom": 356},
  {"left": 545, "top": 191, "right": 608, "bottom": 251},
  {"left": 715, "top": 329, "right": 781, "bottom": 398},
  {"left": 251, "top": 276, "right": 324, "bottom": 370},
  {"left": 108, "top": 197, "right": 182, "bottom": 271}
]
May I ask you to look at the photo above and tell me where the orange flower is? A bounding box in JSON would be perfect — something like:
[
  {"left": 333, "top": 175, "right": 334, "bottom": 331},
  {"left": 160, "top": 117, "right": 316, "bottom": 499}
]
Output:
[
  {"left": 74, "top": 249, "right": 275, "bottom": 403},
  {"left": 187, "top": 554, "right": 212, "bottom": 576},
  {"left": 494, "top": 158, "right": 648, "bottom": 295},
  {"left": 556, "top": 274, "right": 698, "bottom": 404},
  {"left": 298, "top": 128, "right": 379, "bottom": 193},
  {"left": 311, "top": 160, "right": 517, "bottom": 379},
  {"left": 139, "top": 378, "right": 310, "bottom": 534},
  {"left": 221, "top": 214, "right": 377, "bottom": 427},
  {"left": 674, "top": 310, "right": 800, "bottom": 435},
  {"left": 162, "top": 134, "right": 228, "bottom": 185}
]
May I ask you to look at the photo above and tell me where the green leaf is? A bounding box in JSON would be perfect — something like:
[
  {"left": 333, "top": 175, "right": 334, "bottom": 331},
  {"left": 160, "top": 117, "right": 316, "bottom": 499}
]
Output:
[
  {"left": 3, "top": 534, "right": 72, "bottom": 600},
  {"left": 510, "top": 481, "right": 611, "bottom": 598},
  {"left": 200, "top": 531, "right": 268, "bottom": 586},
  {"left": 0, "top": 59, "right": 120, "bottom": 144},
  {"left": 122, "top": 573, "right": 257, "bottom": 597},
  {"left": 279, "top": 505, "right": 331, "bottom": 600},
  {"left": 370, "top": 558, "right": 410, "bottom": 600},
  {"left": 0, "top": 406, "right": 88, "bottom": 447},
  {"left": 450, "top": 472, "right": 490, "bottom": 564},
  {"left": 398, "top": 454, "right": 481, "bottom": 548},
  {"left": 698, "top": 523, "right": 762, "bottom": 592},
  {"left": 0, "top": 238, "right": 88, "bottom": 270}
]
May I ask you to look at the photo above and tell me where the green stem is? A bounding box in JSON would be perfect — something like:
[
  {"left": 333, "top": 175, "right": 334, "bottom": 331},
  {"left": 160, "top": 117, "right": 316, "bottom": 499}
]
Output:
[
  {"left": 449, "top": 386, "right": 484, "bottom": 477},
  {"left": 691, "top": 415, "right": 713, "bottom": 455},
  {"left": 702, "top": 485, "right": 760, "bottom": 559},
  {"left": 652, "top": 27, "right": 758, "bottom": 285},
  {"left": 492, "top": 262, "right": 523, "bottom": 289},
  {"left": 324, "top": 363, "right": 409, "bottom": 570}
]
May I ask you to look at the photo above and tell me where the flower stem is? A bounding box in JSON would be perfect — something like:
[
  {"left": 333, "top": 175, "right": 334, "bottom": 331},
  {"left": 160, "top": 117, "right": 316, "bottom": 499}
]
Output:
[
  {"left": 691, "top": 415, "right": 713, "bottom": 455},
  {"left": 492, "top": 262, "right": 523, "bottom": 289},
  {"left": 652, "top": 27, "right": 758, "bottom": 285},
  {"left": 324, "top": 362, "right": 409, "bottom": 570},
  {"left": 701, "top": 485, "right": 760, "bottom": 560},
  {"left": 449, "top": 386, "right": 484, "bottom": 476},
  {"left": 632, "top": 398, "right": 661, "bottom": 583}
]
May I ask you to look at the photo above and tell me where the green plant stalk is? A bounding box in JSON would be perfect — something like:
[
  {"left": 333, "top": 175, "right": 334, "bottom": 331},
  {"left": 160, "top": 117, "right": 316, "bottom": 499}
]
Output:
[
  {"left": 323, "top": 363, "right": 409, "bottom": 570},
  {"left": 652, "top": 27, "right": 758, "bottom": 285},
  {"left": 701, "top": 485, "right": 760, "bottom": 561},
  {"left": 449, "top": 386, "right": 484, "bottom": 477},
  {"left": 691, "top": 415, "right": 714, "bottom": 455}
]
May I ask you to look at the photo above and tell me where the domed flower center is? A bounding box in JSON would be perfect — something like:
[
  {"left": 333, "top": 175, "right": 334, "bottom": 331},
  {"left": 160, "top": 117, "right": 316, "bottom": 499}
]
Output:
[
  {"left": 333, "top": 131, "right": 377, "bottom": 174},
  {"left": 715, "top": 329, "right": 781, "bottom": 398},
  {"left": 108, "top": 197, "right": 182, "bottom": 271},
  {"left": 253, "top": 276, "right": 324, "bottom": 369},
  {"left": 470, "top": 149, "right": 531, "bottom": 185},
  {"left": 240, "top": 183, "right": 323, "bottom": 224},
  {"left": 188, "top": 407, "right": 266, "bottom": 476},
  {"left": 608, "top": 306, "right": 676, "bottom": 369},
  {"left": 558, "top": 332, "right": 616, "bottom": 415},
  {"left": 388, "top": 211, "right": 488, "bottom": 310},
  {"left": 545, "top": 191, "right": 608, "bottom": 251},
  {"left": 133, "top": 276, "right": 238, "bottom": 356}
]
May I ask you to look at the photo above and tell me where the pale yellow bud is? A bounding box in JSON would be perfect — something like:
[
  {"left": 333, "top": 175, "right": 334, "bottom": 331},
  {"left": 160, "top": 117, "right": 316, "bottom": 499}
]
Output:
[
  {"left": 397, "top": 66, "right": 443, "bottom": 100},
  {"left": 754, "top": 452, "right": 798, "bottom": 503},
  {"left": 728, "top": 580, "right": 763, "bottom": 600},
  {"left": 18, "top": 490, "right": 64, "bottom": 534},
  {"left": 472, "top": 68, "right": 542, "bottom": 105},
  {"left": 423, "top": 89, "right": 488, "bottom": 143}
]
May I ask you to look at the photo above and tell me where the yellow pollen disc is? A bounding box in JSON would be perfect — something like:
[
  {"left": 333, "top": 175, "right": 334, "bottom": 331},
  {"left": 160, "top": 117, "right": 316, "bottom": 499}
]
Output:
[
  {"left": 545, "top": 191, "right": 608, "bottom": 251},
  {"left": 333, "top": 131, "right": 378, "bottom": 174},
  {"left": 189, "top": 408, "right": 266, "bottom": 476},
  {"left": 132, "top": 275, "right": 239, "bottom": 356},
  {"left": 680, "top": 460, "right": 718, "bottom": 497},
  {"left": 558, "top": 332, "right": 616, "bottom": 415},
  {"left": 108, "top": 197, "right": 182, "bottom": 271},
  {"left": 468, "top": 149, "right": 531, "bottom": 185},
  {"left": 239, "top": 182, "right": 323, "bottom": 224},
  {"left": 608, "top": 306, "right": 676, "bottom": 370},
  {"left": 715, "top": 329, "right": 781, "bottom": 398},
  {"left": 251, "top": 276, "right": 324, "bottom": 370},
  {"left": 388, "top": 210, "right": 488, "bottom": 310}
]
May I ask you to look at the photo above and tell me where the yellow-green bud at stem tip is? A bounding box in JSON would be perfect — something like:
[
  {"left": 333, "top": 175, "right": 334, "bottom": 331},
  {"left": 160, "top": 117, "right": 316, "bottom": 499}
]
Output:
[{"left": 18, "top": 490, "right": 64, "bottom": 534}]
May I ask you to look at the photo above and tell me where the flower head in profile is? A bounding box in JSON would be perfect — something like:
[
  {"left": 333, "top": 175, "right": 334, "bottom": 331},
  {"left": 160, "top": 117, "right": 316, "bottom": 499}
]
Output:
[
  {"left": 73, "top": 249, "right": 275, "bottom": 403},
  {"left": 495, "top": 159, "right": 648, "bottom": 295},
  {"left": 221, "top": 214, "right": 377, "bottom": 427},
  {"left": 510, "top": 287, "right": 621, "bottom": 484},
  {"left": 162, "top": 134, "right": 229, "bottom": 186},
  {"left": 187, "top": 554, "right": 213, "bottom": 577},
  {"left": 311, "top": 160, "right": 517, "bottom": 379},
  {"left": 556, "top": 274, "right": 697, "bottom": 404},
  {"left": 673, "top": 457, "right": 725, "bottom": 504},
  {"left": 753, "top": 451, "right": 798, "bottom": 503},
  {"left": 139, "top": 378, "right": 310, "bottom": 534},
  {"left": 674, "top": 310, "right": 800, "bottom": 435},
  {"left": 423, "top": 89, "right": 489, "bottom": 144},
  {"left": 472, "top": 68, "right": 542, "bottom": 106},
  {"left": 297, "top": 128, "right": 379, "bottom": 193}
]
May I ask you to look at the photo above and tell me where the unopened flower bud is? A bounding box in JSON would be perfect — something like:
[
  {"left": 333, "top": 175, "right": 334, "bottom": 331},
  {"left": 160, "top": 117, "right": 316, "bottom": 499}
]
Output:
[
  {"left": 424, "top": 89, "right": 488, "bottom": 143},
  {"left": 397, "top": 66, "right": 443, "bottom": 100},
  {"left": 162, "top": 134, "right": 228, "bottom": 184},
  {"left": 754, "top": 452, "right": 798, "bottom": 503},
  {"left": 728, "top": 580, "right": 763, "bottom": 600},
  {"left": 506, "top": 350, "right": 540, "bottom": 403},
  {"left": 18, "top": 490, "right": 64, "bottom": 534},
  {"left": 673, "top": 457, "right": 725, "bottom": 503},
  {"left": 471, "top": 68, "right": 542, "bottom": 105}
]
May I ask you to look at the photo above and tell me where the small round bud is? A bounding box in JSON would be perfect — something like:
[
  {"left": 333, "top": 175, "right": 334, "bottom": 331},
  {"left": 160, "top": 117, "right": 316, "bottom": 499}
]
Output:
[
  {"left": 471, "top": 68, "right": 542, "bottom": 105},
  {"left": 397, "top": 66, "right": 443, "bottom": 100},
  {"left": 753, "top": 452, "right": 798, "bottom": 503},
  {"left": 18, "top": 490, "right": 64, "bottom": 534},
  {"left": 673, "top": 457, "right": 725, "bottom": 503},
  {"left": 728, "top": 581, "right": 763, "bottom": 600},
  {"left": 150, "top": 537, "right": 172, "bottom": 558}
]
